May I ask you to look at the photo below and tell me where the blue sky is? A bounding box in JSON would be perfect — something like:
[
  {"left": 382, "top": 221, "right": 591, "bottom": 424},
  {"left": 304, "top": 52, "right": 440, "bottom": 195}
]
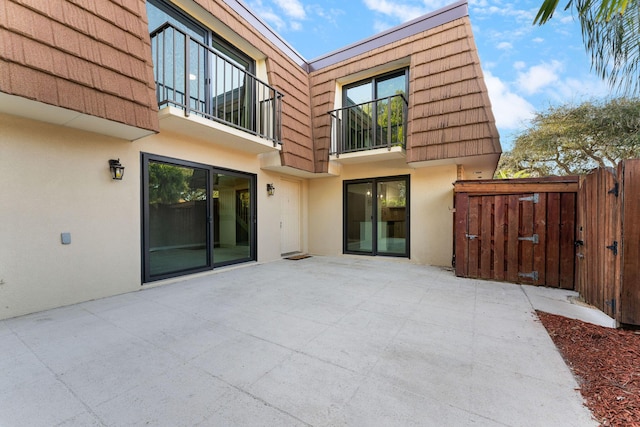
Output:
[{"left": 246, "top": 0, "right": 612, "bottom": 149}]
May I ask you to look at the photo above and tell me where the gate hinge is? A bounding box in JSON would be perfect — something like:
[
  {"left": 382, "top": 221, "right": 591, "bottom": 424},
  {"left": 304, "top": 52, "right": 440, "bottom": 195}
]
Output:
[
  {"left": 518, "top": 234, "right": 539, "bottom": 244},
  {"left": 606, "top": 240, "right": 618, "bottom": 256},
  {"left": 608, "top": 182, "right": 619, "bottom": 197},
  {"left": 518, "top": 271, "right": 539, "bottom": 281},
  {"left": 519, "top": 194, "right": 539, "bottom": 203}
]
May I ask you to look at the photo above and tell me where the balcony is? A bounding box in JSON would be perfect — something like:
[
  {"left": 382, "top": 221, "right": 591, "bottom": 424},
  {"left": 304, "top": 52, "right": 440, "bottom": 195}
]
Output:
[
  {"left": 329, "top": 94, "right": 407, "bottom": 163},
  {"left": 150, "top": 23, "right": 284, "bottom": 147}
]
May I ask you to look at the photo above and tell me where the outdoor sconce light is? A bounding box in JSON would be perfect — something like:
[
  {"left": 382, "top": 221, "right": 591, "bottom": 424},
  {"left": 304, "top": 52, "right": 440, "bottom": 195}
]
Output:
[
  {"left": 109, "top": 159, "right": 125, "bottom": 180},
  {"left": 267, "top": 183, "right": 275, "bottom": 196}
]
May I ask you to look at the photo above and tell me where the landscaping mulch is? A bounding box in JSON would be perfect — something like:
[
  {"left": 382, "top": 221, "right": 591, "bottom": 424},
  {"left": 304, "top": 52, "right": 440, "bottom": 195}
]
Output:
[{"left": 537, "top": 311, "right": 640, "bottom": 427}]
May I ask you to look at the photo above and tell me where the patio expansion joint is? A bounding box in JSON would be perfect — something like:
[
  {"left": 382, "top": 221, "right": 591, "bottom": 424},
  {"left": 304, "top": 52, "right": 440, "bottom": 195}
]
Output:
[
  {"left": 10, "top": 328, "right": 108, "bottom": 426},
  {"left": 194, "top": 362, "right": 314, "bottom": 427}
]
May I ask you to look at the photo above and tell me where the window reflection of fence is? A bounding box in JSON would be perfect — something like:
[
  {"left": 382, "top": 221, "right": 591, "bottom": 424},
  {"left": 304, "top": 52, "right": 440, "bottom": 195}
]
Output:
[
  {"left": 329, "top": 94, "right": 407, "bottom": 155},
  {"left": 150, "top": 22, "right": 284, "bottom": 145}
]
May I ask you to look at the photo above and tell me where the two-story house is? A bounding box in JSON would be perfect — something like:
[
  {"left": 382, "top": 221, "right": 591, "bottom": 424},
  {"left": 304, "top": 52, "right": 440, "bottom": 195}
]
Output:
[{"left": 0, "top": 0, "right": 500, "bottom": 319}]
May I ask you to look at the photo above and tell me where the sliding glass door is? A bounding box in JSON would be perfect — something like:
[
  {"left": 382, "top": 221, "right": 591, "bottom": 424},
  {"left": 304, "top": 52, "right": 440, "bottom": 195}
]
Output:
[
  {"left": 344, "top": 176, "right": 409, "bottom": 257},
  {"left": 142, "top": 154, "right": 256, "bottom": 282}
]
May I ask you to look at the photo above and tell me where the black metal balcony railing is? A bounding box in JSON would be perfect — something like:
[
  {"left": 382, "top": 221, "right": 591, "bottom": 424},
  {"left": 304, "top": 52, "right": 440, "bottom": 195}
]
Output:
[
  {"left": 150, "top": 23, "right": 284, "bottom": 146},
  {"left": 329, "top": 94, "right": 408, "bottom": 156}
]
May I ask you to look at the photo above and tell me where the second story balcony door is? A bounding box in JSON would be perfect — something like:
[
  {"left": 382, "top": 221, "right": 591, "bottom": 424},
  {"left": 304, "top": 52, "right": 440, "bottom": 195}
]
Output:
[
  {"left": 331, "top": 70, "right": 408, "bottom": 155},
  {"left": 147, "top": 0, "right": 283, "bottom": 144}
]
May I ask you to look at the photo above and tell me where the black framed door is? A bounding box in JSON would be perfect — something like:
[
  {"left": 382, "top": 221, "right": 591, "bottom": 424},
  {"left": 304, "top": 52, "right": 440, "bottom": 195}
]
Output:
[
  {"left": 142, "top": 153, "right": 256, "bottom": 282},
  {"left": 344, "top": 175, "right": 410, "bottom": 257}
]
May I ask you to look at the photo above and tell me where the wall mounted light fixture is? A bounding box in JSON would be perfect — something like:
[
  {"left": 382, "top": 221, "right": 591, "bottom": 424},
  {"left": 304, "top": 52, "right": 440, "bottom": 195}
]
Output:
[
  {"left": 109, "top": 159, "right": 125, "bottom": 180},
  {"left": 266, "top": 183, "right": 275, "bottom": 196}
]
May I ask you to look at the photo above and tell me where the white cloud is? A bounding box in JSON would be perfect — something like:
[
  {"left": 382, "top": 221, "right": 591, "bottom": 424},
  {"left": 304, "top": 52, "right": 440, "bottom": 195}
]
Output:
[
  {"left": 308, "top": 5, "right": 344, "bottom": 26},
  {"left": 551, "top": 75, "right": 611, "bottom": 102},
  {"left": 516, "top": 60, "right": 563, "bottom": 95},
  {"left": 496, "top": 41, "right": 512, "bottom": 50},
  {"left": 362, "top": 0, "right": 426, "bottom": 22},
  {"left": 373, "top": 19, "right": 393, "bottom": 33},
  {"left": 532, "top": 37, "right": 544, "bottom": 43},
  {"left": 273, "top": 0, "right": 306, "bottom": 20},
  {"left": 249, "top": 0, "right": 307, "bottom": 32},
  {"left": 471, "top": 3, "right": 534, "bottom": 23},
  {"left": 258, "top": 8, "right": 286, "bottom": 30},
  {"left": 483, "top": 70, "right": 535, "bottom": 131},
  {"left": 513, "top": 61, "right": 526, "bottom": 70}
]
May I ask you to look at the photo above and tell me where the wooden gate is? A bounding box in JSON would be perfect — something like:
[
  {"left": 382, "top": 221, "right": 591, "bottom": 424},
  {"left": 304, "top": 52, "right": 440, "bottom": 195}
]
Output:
[
  {"left": 576, "top": 160, "right": 640, "bottom": 325},
  {"left": 454, "top": 177, "right": 579, "bottom": 288}
]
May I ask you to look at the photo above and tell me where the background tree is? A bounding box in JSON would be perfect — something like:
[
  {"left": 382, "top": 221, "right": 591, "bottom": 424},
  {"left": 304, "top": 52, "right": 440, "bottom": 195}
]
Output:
[
  {"left": 535, "top": 0, "right": 640, "bottom": 94},
  {"left": 496, "top": 98, "right": 640, "bottom": 176}
]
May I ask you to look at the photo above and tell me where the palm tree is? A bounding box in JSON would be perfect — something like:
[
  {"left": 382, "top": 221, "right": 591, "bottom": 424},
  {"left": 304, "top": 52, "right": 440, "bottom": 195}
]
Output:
[{"left": 535, "top": 0, "right": 640, "bottom": 95}]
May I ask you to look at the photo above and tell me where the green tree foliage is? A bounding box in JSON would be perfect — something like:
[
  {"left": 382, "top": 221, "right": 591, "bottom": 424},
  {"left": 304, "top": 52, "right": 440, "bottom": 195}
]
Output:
[
  {"left": 497, "top": 98, "right": 640, "bottom": 176},
  {"left": 376, "top": 92, "right": 406, "bottom": 145},
  {"left": 148, "top": 163, "right": 206, "bottom": 205},
  {"left": 534, "top": 0, "right": 640, "bottom": 94}
]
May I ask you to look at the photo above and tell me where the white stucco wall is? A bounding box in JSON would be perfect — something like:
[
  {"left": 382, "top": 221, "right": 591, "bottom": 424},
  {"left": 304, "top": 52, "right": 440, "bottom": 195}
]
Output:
[
  {"left": 0, "top": 114, "right": 142, "bottom": 319},
  {"left": 0, "top": 113, "right": 308, "bottom": 319},
  {"left": 308, "top": 161, "right": 456, "bottom": 267}
]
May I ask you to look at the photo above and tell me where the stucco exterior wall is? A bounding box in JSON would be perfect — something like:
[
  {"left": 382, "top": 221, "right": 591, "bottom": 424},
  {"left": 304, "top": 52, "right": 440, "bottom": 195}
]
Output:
[
  {"left": 308, "top": 162, "right": 456, "bottom": 267},
  {"left": 0, "top": 114, "right": 142, "bottom": 319},
  {"left": 0, "top": 113, "right": 308, "bottom": 319}
]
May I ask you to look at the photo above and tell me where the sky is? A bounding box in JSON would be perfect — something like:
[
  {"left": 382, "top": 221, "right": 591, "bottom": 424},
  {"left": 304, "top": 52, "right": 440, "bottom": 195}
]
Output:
[{"left": 245, "top": 0, "right": 613, "bottom": 149}]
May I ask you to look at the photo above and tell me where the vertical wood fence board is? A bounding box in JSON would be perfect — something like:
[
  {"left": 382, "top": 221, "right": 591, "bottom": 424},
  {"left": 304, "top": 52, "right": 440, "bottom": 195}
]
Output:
[
  {"left": 587, "top": 172, "right": 600, "bottom": 310},
  {"left": 533, "top": 193, "right": 547, "bottom": 286},
  {"left": 493, "top": 195, "right": 506, "bottom": 281},
  {"left": 468, "top": 196, "right": 480, "bottom": 277},
  {"left": 480, "top": 196, "right": 493, "bottom": 279},
  {"left": 519, "top": 196, "right": 535, "bottom": 284},
  {"left": 506, "top": 195, "right": 520, "bottom": 283},
  {"left": 575, "top": 177, "right": 587, "bottom": 298},
  {"left": 454, "top": 192, "right": 470, "bottom": 277},
  {"left": 620, "top": 160, "right": 640, "bottom": 325},
  {"left": 559, "top": 192, "right": 576, "bottom": 289},
  {"left": 546, "top": 192, "right": 561, "bottom": 287}
]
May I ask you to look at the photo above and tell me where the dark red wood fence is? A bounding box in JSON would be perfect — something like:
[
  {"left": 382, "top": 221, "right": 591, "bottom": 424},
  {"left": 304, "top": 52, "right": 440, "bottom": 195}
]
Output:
[
  {"left": 576, "top": 160, "right": 640, "bottom": 325},
  {"left": 454, "top": 162, "right": 640, "bottom": 326},
  {"left": 454, "top": 177, "right": 579, "bottom": 288}
]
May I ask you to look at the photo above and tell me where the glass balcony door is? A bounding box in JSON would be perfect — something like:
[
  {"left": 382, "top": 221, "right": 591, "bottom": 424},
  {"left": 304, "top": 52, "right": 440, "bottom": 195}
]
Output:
[{"left": 342, "top": 70, "right": 408, "bottom": 152}]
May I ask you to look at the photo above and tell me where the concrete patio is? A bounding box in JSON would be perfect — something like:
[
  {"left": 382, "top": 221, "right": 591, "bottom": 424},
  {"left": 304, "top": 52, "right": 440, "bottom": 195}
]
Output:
[{"left": 0, "top": 256, "right": 603, "bottom": 426}]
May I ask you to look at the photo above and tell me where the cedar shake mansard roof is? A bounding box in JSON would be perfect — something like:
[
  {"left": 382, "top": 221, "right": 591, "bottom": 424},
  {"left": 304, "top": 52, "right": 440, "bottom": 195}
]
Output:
[
  {"left": 0, "top": 0, "right": 159, "bottom": 139},
  {"left": 0, "top": 0, "right": 500, "bottom": 172}
]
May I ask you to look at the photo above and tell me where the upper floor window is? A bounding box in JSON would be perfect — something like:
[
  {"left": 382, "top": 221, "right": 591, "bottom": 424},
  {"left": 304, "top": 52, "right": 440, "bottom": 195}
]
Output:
[
  {"left": 146, "top": 0, "right": 283, "bottom": 144},
  {"left": 330, "top": 69, "right": 409, "bottom": 155},
  {"left": 147, "top": 0, "right": 254, "bottom": 73}
]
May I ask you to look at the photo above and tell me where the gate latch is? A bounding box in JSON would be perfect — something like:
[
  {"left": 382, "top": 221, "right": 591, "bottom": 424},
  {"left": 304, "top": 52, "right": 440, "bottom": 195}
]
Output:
[
  {"left": 606, "top": 241, "right": 618, "bottom": 256},
  {"left": 465, "top": 234, "right": 478, "bottom": 240},
  {"left": 518, "top": 271, "right": 539, "bottom": 281},
  {"left": 518, "top": 234, "right": 539, "bottom": 244}
]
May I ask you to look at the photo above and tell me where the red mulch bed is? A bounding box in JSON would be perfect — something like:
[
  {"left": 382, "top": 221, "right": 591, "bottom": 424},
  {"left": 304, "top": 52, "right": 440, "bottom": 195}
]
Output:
[{"left": 537, "top": 311, "right": 640, "bottom": 427}]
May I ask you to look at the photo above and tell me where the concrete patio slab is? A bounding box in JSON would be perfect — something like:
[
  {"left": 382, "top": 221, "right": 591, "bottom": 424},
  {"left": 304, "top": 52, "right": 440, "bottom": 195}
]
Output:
[{"left": 0, "top": 256, "right": 600, "bottom": 426}]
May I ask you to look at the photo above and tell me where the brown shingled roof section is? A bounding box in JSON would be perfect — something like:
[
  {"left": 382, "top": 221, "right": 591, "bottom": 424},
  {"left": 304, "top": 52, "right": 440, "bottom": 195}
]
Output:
[
  {"left": 309, "top": 16, "right": 500, "bottom": 172},
  {"left": 0, "top": 0, "right": 158, "bottom": 134}
]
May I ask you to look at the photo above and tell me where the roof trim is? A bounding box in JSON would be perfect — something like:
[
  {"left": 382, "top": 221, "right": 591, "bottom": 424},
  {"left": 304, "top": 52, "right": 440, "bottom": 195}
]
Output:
[
  {"left": 307, "top": 1, "right": 468, "bottom": 72},
  {"left": 223, "top": 0, "right": 468, "bottom": 72},
  {"left": 223, "top": 0, "right": 309, "bottom": 70}
]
